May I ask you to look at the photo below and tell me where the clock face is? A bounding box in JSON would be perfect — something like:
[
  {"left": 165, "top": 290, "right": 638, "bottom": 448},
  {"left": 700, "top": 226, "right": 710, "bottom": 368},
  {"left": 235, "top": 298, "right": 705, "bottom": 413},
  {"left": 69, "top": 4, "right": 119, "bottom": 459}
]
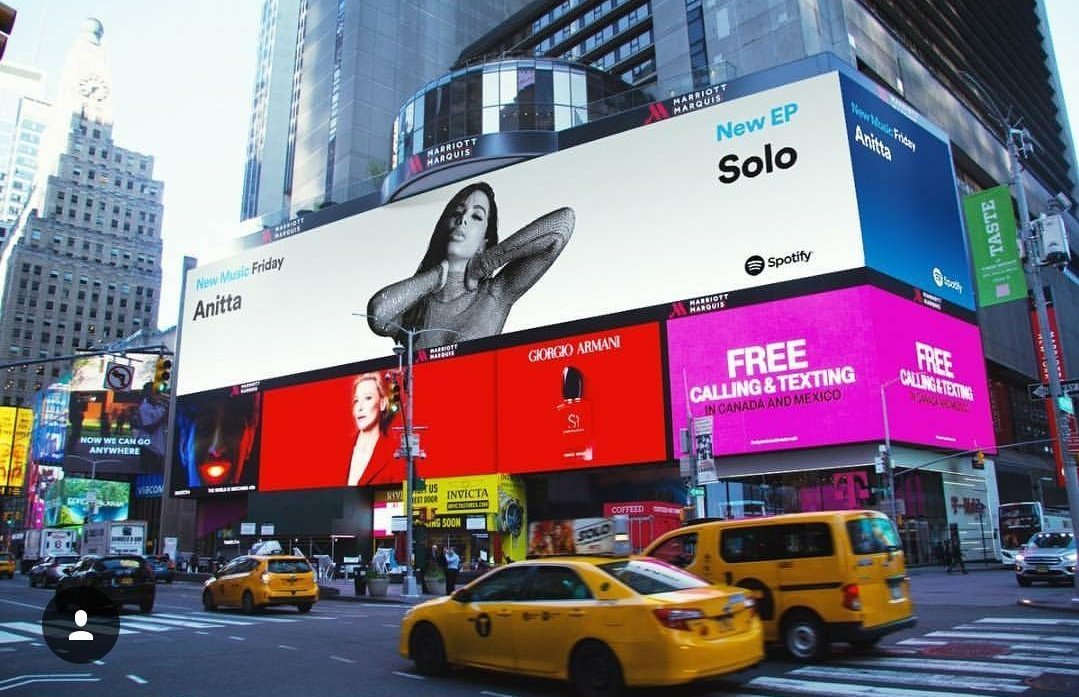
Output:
[{"left": 78, "top": 75, "right": 109, "bottom": 102}]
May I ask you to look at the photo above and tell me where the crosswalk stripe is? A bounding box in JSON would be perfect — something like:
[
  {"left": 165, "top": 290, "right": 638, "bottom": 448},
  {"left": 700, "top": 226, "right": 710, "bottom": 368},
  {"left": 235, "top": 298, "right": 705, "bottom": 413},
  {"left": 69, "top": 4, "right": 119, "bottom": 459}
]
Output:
[
  {"left": 955, "top": 624, "right": 1079, "bottom": 639},
  {"left": 896, "top": 639, "right": 947, "bottom": 646},
  {"left": 748, "top": 676, "right": 974, "bottom": 696},
  {"left": 1, "top": 621, "right": 136, "bottom": 638},
  {"left": 188, "top": 611, "right": 297, "bottom": 623},
  {"left": 153, "top": 613, "right": 256, "bottom": 626},
  {"left": 998, "top": 653, "right": 1079, "bottom": 667},
  {"left": 836, "top": 656, "right": 1076, "bottom": 678},
  {"left": 976, "top": 617, "right": 1079, "bottom": 627},
  {"left": 119, "top": 616, "right": 223, "bottom": 629},
  {"left": 791, "top": 666, "right": 1028, "bottom": 693},
  {"left": 117, "top": 621, "right": 172, "bottom": 632},
  {"left": 0, "top": 631, "right": 31, "bottom": 644},
  {"left": 926, "top": 629, "right": 1079, "bottom": 645}
]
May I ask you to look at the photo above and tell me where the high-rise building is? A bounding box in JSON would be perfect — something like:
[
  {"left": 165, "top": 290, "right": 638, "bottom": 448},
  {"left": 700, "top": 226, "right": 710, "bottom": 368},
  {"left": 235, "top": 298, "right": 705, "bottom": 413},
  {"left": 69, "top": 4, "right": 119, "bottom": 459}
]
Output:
[
  {"left": 0, "top": 19, "right": 164, "bottom": 407},
  {"left": 0, "top": 62, "right": 47, "bottom": 242},
  {"left": 239, "top": 0, "right": 533, "bottom": 225}
]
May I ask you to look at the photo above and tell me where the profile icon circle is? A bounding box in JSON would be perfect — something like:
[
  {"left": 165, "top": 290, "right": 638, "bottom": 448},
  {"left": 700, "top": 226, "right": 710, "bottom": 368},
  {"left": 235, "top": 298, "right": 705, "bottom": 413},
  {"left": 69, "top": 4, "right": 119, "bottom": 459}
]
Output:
[
  {"left": 42, "top": 587, "right": 121, "bottom": 664},
  {"left": 744, "top": 255, "right": 765, "bottom": 276}
]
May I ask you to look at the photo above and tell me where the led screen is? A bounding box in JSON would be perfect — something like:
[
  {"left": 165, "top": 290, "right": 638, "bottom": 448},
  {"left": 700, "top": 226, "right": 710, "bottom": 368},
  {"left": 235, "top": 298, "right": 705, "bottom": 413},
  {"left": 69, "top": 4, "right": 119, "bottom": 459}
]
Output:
[
  {"left": 65, "top": 388, "right": 168, "bottom": 476},
  {"left": 171, "top": 388, "right": 262, "bottom": 496},
  {"left": 668, "top": 286, "right": 994, "bottom": 456},
  {"left": 259, "top": 353, "right": 497, "bottom": 490},
  {"left": 495, "top": 323, "right": 667, "bottom": 473},
  {"left": 178, "top": 71, "right": 868, "bottom": 394}
]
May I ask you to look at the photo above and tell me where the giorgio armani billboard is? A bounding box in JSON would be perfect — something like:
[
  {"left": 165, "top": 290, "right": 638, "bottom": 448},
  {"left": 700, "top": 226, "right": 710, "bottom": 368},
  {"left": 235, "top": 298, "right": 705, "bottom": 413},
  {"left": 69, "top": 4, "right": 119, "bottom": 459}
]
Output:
[{"left": 177, "top": 66, "right": 970, "bottom": 396}]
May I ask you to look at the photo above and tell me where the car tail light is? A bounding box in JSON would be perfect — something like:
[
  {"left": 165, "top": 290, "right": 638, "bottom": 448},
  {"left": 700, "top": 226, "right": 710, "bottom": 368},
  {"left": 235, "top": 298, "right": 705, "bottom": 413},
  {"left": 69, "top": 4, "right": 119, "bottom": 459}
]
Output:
[
  {"left": 261, "top": 573, "right": 272, "bottom": 585},
  {"left": 653, "top": 607, "right": 705, "bottom": 630},
  {"left": 842, "top": 583, "right": 862, "bottom": 611}
]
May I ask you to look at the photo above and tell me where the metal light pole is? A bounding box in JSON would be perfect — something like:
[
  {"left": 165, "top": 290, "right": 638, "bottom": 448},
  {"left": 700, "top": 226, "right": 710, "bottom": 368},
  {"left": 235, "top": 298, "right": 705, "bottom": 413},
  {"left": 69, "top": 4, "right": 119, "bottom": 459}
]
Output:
[
  {"left": 353, "top": 313, "right": 459, "bottom": 599},
  {"left": 880, "top": 378, "right": 899, "bottom": 521}
]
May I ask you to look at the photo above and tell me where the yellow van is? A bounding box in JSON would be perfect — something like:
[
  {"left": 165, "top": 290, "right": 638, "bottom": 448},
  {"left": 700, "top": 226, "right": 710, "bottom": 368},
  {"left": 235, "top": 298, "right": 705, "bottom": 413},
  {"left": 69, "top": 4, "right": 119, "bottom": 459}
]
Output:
[{"left": 642, "top": 510, "right": 915, "bottom": 660}]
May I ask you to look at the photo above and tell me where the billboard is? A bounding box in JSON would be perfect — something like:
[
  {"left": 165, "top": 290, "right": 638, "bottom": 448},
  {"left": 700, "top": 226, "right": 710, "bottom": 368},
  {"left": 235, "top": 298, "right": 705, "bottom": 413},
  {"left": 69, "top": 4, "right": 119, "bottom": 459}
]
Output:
[
  {"left": 0, "top": 406, "right": 32, "bottom": 495},
  {"left": 43, "top": 477, "right": 130, "bottom": 526},
  {"left": 668, "top": 286, "right": 994, "bottom": 457},
  {"left": 962, "top": 186, "right": 1026, "bottom": 307},
  {"left": 259, "top": 353, "right": 497, "bottom": 490},
  {"left": 495, "top": 323, "right": 667, "bottom": 473},
  {"left": 66, "top": 388, "right": 166, "bottom": 475},
  {"left": 170, "top": 387, "right": 262, "bottom": 496},
  {"left": 840, "top": 76, "right": 972, "bottom": 309},
  {"left": 180, "top": 70, "right": 898, "bottom": 396}
]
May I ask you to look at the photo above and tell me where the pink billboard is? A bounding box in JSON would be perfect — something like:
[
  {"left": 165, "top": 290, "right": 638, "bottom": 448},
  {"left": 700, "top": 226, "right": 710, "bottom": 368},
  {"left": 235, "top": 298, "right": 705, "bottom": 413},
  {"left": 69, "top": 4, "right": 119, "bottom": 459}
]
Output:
[{"left": 668, "top": 286, "right": 995, "bottom": 456}]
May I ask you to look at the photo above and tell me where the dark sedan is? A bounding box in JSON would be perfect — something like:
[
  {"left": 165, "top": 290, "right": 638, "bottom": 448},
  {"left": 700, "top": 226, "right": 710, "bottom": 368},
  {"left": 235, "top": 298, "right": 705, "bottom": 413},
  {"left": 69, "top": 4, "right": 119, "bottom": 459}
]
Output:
[
  {"left": 56, "top": 554, "right": 155, "bottom": 613},
  {"left": 28, "top": 554, "right": 80, "bottom": 588}
]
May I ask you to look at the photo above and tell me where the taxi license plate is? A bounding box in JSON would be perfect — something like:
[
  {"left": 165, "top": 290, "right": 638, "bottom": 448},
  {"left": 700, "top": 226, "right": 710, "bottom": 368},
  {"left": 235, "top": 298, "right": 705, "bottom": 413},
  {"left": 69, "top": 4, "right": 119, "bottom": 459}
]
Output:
[
  {"left": 1036, "top": 565, "right": 1050, "bottom": 573},
  {"left": 120, "top": 577, "right": 133, "bottom": 585}
]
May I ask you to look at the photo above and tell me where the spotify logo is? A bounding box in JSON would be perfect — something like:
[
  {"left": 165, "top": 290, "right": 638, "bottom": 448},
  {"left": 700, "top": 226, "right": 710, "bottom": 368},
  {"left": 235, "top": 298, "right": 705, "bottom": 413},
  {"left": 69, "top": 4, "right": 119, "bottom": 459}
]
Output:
[{"left": 745, "top": 256, "right": 766, "bottom": 276}]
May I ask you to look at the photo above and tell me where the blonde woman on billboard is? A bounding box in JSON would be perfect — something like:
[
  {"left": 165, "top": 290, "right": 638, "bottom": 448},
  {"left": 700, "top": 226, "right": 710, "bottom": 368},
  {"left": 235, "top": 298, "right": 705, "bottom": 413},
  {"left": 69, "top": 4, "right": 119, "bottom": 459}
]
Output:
[
  {"left": 366, "top": 182, "right": 575, "bottom": 349},
  {"left": 347, "top": 372, "right": 400, "bottom": 486}
]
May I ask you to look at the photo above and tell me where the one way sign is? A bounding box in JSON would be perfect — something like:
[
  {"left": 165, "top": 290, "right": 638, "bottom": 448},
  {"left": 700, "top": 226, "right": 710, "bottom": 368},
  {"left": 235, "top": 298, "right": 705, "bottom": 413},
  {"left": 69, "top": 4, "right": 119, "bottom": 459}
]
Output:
[{"left": 1028, "top": 378, "right": 1079, "bottom": 401}]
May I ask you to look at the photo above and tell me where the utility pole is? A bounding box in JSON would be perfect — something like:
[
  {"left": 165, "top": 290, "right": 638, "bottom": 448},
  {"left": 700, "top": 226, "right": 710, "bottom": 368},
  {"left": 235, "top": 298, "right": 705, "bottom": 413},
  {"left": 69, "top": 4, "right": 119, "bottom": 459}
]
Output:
[{"left": 1006, "top": 125, "right": 1079, "bottom": 606}]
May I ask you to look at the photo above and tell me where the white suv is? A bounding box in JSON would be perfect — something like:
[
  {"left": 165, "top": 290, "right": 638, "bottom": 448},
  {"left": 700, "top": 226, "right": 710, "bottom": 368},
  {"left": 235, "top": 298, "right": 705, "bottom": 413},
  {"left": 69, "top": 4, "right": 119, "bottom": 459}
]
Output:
[{"left": 1016, "top": 532, "right": 1076, "bottom": 587}]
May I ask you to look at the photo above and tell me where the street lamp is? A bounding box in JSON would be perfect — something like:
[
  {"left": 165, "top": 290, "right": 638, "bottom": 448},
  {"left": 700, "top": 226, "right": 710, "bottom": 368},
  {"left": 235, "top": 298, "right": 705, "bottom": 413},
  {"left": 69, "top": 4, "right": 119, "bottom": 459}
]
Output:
[{"left": 353, "top": 313, "right": 460, "bottom": 599}]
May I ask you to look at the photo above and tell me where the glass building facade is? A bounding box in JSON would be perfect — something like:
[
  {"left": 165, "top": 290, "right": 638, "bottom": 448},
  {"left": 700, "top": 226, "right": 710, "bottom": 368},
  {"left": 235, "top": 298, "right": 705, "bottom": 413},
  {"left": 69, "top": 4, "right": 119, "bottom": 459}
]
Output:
[{"left": 391, "top": 58, "right": 646, "bottom": 169}]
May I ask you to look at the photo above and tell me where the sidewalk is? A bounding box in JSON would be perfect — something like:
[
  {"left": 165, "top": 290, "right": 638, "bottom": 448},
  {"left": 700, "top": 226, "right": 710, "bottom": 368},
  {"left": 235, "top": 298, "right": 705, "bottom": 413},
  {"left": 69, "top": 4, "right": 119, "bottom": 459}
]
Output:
[{"left": 317, "top": 577, "right": 441, "bottom": 606}]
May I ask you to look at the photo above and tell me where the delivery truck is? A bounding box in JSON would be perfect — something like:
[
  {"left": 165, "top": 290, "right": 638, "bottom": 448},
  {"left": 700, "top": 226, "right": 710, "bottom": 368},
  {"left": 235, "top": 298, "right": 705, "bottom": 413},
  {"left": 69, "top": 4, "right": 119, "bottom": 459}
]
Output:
[{"left": 81, "top": 520, "right": 148, "bottom": 556}]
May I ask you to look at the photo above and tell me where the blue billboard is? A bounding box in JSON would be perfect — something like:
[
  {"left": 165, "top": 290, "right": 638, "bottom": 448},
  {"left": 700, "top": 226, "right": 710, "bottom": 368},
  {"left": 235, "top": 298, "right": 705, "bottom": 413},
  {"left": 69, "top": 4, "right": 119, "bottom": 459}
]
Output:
[{"left": 840, "top": 74, "right": 973, "bottom": 310}]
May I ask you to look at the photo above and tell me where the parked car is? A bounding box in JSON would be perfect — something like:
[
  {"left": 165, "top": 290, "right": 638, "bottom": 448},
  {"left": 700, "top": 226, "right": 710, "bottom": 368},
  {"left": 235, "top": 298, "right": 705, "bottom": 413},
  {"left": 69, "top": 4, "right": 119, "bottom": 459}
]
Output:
[
  {"left": 399, "top": 556, "right": 762, "bottom": 697},
  {"left": 1015, "top": 531, "right": 1076, "bottom": 586},
  {"left": 56, "top": 554, "right": 156, "bottom": 613},
  {"left": 0, "top": 552, "right": 15, "bottom": 579},
  {"left": 28, "top": 554, "right": 81, "bottom": 588},
  {"left": 202, "top": 554, "right": 317, "bottom": 614},
  {"left": 147, "top": 554, "right": 175, "bottom": 583},
  {"left": 643, "top": 510, "right": 916, "bottom": 660}
]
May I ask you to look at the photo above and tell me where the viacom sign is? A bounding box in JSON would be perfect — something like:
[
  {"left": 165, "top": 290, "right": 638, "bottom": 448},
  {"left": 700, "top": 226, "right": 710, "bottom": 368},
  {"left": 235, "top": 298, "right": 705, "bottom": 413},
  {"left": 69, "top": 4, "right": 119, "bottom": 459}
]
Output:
[{"left": 178, "top": 60, "right": 971, "bottom": 395}]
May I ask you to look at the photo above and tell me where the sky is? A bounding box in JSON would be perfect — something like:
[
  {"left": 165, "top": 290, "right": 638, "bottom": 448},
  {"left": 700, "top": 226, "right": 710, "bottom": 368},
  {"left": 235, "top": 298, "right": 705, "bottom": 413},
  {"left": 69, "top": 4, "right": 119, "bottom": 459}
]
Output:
[{"left": 3, "top": 1, "right": 1078, "bottom": 332}]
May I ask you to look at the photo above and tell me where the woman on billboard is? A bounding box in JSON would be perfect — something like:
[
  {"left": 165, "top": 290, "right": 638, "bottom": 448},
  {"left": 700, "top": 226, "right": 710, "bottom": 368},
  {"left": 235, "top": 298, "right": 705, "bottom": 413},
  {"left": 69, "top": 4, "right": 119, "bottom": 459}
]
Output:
[
  {"left": 346, "top": 372, "right": 401, "bottom": 486},
  {"left": 366, "top": 182, "right": 575, "bottom": 349}
]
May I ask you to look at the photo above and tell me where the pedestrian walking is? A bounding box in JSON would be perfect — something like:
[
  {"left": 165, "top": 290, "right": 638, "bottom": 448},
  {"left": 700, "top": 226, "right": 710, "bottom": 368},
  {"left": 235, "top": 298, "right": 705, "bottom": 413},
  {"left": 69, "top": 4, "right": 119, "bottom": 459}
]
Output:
[
  {"left": 944, "top": 539, "right": 967, "bottom": 574},
  {"left": 444, "top": 545, "right": 461, "bottom": 592}
]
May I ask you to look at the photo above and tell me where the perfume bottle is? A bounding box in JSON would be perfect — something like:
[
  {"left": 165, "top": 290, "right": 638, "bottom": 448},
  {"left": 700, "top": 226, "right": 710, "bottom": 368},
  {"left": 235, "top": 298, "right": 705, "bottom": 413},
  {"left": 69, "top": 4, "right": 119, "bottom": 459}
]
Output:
[{"left": 557, "top": 366, "right": 593, "bottom": 462}]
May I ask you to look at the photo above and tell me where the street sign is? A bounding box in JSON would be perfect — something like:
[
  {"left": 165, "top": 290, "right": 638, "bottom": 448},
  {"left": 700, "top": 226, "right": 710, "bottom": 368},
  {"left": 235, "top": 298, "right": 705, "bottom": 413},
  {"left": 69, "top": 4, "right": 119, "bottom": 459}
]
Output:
[
  {"left": 104, "top": 362, "right": 134, "bottom": 390},
  {"left": 689, "top": 487, "right": 705, "bottom": 496},
  {"left": 1028, "top": 378, "right": 1079, "bottom": 401},
  {"left": 1068, "top": 436, "right": 1079, "bottom": 454}
]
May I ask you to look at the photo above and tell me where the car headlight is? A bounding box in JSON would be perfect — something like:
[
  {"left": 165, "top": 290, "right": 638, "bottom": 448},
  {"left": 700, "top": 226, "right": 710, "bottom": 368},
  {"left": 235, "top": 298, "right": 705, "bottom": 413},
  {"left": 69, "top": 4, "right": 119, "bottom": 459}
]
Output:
[
  {"left": 1015, "top": 553, "right": 1024, "bottom": 562},
  {"left": 1065, "top": 552, "right": 1077, "bottom": 562}
]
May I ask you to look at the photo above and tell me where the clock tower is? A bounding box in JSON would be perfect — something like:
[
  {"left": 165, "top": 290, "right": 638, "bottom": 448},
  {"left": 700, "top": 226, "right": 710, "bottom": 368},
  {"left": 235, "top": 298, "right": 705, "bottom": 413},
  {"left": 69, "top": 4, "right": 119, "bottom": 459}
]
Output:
[{"left": 57, "top": 18, "right": 114, "bottom": 125}]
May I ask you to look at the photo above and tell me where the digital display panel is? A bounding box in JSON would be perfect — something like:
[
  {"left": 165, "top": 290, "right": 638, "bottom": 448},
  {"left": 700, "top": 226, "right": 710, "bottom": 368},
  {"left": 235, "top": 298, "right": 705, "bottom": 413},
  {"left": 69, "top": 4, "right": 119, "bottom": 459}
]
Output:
[
  {"left": 668, "top": 286, "right": 994, "bottom": 456},
  {"left": 171, "top": 388, "right": 262, "bottom": 496},
  {"left": 495, "top": 323, "right": 667, "bottom": 473}
]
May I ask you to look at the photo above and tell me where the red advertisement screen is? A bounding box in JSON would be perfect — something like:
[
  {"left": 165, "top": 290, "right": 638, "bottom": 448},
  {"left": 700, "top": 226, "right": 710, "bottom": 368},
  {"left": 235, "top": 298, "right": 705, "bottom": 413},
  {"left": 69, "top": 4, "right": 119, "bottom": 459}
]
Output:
[
  {"left": 259, "top": 354, "right": 496, "bottom": 490},
  {"left": 495, "top": 323, "right": 667, "bottom": 473}
]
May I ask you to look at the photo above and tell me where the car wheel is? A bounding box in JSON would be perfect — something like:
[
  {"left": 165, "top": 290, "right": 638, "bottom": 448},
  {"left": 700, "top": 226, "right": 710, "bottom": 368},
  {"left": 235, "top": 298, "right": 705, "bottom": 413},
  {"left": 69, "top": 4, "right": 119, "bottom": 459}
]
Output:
[
  {"left": 782, "top": 610, "right": 829, "bottom": 662},
  {"left": 139, "top": 598, "right": 154, "bottom": 614},
  {"left": 202, "top": 590, "right": 217, "bottom": 611},
  {"left": 241, "top": 590, "right": 257, "bottom": 614},
  {"left": 297, "top": 603, "right": 313, "bottom": 613},
  {"left": 1017, "top": 576, "right": 1032, "bottom": 587},
  {"left": 409, "top": 622, "right": 448, "bottom": 676},
  {"left": 569, "top": 640, "right": 624, "bottom": 697}
]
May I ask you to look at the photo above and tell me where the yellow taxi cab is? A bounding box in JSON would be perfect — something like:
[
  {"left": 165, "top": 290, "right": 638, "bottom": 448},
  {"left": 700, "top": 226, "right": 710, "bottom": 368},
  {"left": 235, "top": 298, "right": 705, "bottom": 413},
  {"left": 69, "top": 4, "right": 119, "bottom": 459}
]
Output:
[
  {"left": 399, "top": 556, "right": 762, "bottom": 697},
  {"left": 643, "top": 510, "right": 915, "bottom": 660},
  {"left": 202, "top": 554, "right": 317, "bottom": 614},
  {"left": 0, "top": 551, "right": 15, "bottom": 579}
]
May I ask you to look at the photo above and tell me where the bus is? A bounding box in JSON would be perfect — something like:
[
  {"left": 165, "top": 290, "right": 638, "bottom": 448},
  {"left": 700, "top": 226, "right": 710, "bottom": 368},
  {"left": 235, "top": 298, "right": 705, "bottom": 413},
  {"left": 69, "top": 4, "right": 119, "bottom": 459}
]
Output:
[{"left": 998, "top": 501, "right": 1073, "bottom": 565}]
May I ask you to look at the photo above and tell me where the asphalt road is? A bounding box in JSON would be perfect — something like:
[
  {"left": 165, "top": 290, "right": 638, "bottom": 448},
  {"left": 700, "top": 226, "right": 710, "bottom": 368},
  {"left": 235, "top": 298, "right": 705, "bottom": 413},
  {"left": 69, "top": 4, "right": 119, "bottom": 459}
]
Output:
[{"left": 0, "top": 565, "right": 1077, "bottom": 697}]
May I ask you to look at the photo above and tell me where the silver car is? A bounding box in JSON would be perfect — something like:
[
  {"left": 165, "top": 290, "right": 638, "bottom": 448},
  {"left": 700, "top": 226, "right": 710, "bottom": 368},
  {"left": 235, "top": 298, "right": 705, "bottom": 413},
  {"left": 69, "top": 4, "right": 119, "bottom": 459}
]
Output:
[{"left": 1016, "top": 532, "right": 1076, "bottom": 587}]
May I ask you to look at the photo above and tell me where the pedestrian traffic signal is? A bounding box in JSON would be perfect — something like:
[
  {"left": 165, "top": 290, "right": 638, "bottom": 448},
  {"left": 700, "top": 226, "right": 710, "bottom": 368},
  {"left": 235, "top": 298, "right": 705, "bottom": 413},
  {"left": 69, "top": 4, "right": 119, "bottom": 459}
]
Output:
[
  {"left": 387, "top": 376, "right": 402, "bottom": 415},
  {"left": 0, "top": 4, "right": 16, "bottom": 62},
  {"left": 972, "top": 450, "right": 985, "bottom": 470},
  {"left": 153, "top": 357, "right": 173, "bottom": 394},
  {"left": 411, "top": 473, "right": 426, "bottom": 492}
]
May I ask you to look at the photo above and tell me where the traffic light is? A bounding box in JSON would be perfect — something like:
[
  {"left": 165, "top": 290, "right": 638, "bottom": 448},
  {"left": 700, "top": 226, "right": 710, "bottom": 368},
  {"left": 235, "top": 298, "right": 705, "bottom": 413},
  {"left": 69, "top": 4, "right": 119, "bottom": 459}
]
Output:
[
  {"left": 387, "top": 376, "right": 402, "bottom": 415},
  {"left": 411, "top": 472, "right": 426, "bottom": 493},
  {"left": 1057, "top": 395, "right": 1075, "bottom": 416},
  {"left": 153, "top": 357, "right": 173, "bottom": 394},
  {"left": 0, "top": 4, "right": 15, "bottom": 62},
  {"left": 972, "top": 450, "right": 985, "bottom": 470}
]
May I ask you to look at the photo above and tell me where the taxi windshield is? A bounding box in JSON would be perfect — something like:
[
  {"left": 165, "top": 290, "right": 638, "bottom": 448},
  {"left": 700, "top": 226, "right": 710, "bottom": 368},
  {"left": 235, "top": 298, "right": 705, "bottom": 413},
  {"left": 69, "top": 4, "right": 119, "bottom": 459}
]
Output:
[{"left": 598, "top": 558, "right": 709, "bottom": 595}]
